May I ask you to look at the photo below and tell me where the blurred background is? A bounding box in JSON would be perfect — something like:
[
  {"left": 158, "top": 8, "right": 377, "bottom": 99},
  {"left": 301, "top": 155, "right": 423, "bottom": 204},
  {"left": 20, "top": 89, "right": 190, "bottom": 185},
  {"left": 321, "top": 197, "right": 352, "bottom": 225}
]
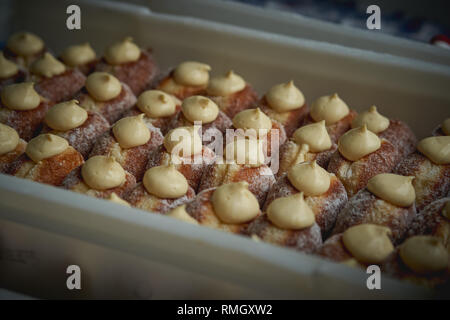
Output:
[
  {"left": 1, "top": 0, "right": 449, "bottom": 46},
  {"left": 228, "top": 0, "right": 450, "bottom": 43}
]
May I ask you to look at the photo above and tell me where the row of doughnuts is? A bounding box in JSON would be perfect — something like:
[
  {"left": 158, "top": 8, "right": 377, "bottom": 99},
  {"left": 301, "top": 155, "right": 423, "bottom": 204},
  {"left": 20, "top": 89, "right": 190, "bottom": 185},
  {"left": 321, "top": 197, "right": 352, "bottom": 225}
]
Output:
[{"left": 0, "top": 31, "right": 449, "bottom": 290}]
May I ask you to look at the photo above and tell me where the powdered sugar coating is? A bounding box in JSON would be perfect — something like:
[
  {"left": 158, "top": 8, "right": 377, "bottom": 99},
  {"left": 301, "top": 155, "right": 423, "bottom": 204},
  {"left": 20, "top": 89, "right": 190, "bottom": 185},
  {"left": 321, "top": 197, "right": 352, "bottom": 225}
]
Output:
[
  {"left": 379, "top": 119, "right": 417, "bottom": 162},
  {"left": 406, "top": 197, "right": 450, "bottom": 247},
  {"left": 198, "top": 162, "right": 276, "bottom": 206},
  {"left": 277, "top": 140, "right": 337, "bottom": 178},
  {"left": 395, "top": 152, "right": 450, "bottom": 211},
  {"left": 76, "top": 82, "right": 137, "bottom": 124},
  {"left": 125, "top": 182, "right": 195, "bottom": 214},
  {"left": 246, "top": 215, "right": 322, "bottom": 253},
  {"left": 0, "top": 100, "right": 53, "bottom": 140},
  {"left": 332, "top": 189, "right": 416, "bottom": 243},
  {"left": 328, "top": 139, "right": 398, "bottom": 197},
  {"left": 95, "top": 49, "right": 158, "bottom": 96},
  {"left": 33, "top": 69, "right": 86, "bottom": 103},
  {"left": 316, "top": 234, "right": 352, "bottom": 262},
  {"left": 41, "top": 111, "right": 110, "bottom": 158},
  {"left": 146, "top": 145, "right": 216, "bottom": 191},
  {"left": 264, "top": 173, "right": 347, "bottom": 237},
  {"left": 208, "top": 84, "right": 259, "bottom": 118},
  {"left": 89, "top": 123, "right": 163, "bottom": 181}
]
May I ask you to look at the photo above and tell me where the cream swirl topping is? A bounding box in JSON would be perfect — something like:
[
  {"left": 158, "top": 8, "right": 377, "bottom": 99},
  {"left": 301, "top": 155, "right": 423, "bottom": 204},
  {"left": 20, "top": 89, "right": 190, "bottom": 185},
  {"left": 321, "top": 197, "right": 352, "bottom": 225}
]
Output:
[{"left": 265, "top": 80, "right": 305, "bottom": 112}]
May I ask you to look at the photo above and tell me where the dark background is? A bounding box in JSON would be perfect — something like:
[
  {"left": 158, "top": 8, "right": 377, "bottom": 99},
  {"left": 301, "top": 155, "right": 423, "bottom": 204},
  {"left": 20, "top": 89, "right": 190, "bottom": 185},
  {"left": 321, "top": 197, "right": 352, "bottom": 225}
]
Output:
[{"left": 228, "top": 0, "right": 450, "bottom": 43}]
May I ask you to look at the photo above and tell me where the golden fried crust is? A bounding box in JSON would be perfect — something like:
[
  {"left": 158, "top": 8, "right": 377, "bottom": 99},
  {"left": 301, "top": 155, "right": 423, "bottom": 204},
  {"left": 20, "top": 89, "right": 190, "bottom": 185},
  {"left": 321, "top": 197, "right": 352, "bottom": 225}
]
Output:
[
  {"left": 76, "top": 82, "right": 137, "bottom": 124},
  {"left": 185, "top": 188, "right": 261, "bottom": 234},
  {"left": 9, "top": 146, "right": 84, "bottom": 186},
  {"left": 303, "top": 109, "right": 358, "bottom": 143},
  {"left": 264, "top": 174, "right": 347, "bottom": 236},
  {"left": 168, "top": 110, "right": 232, "bottom": 137},
  {"left": 198, "top": 163, "right": 276, "bottom": 206},
  {"left": 246, "top": 215, "right": 322, "bottom": 253},
  {"left": 316, "top": 234, "right": 353, "bottom": 262},
  {"left": 146, "top": 145, "right": 216, "bottom": 191},
  {"left": 95, "top": 50, "right": 158, "bottom": 96},
  {"left": 332, "top": 189, "right": 416, "bottom": 243},
  {"left": 328, "top": 139, "right": 398, "bottom": 197},
  {"left": 123, "top": 105, "right": 182, "bottom": 135},
  {"left": 407, "top": 197, "right": 450, "bottom": 248},
  {"left": 89, "top": 126, "right": 164, "bottom": 181},
  {"left": 125, "top": 183, "right": 195, "bottom": 214},
  {"left": 379, "top": 119, "right": 417, "bottom": 162},
  {"left": 395, "top": 152, "right": 450, "bottom": 211},
  {"left": 62, "top": 167, "right": 136, "bottom": 199},
  {"left": 33, "top": 69, "right": 86, "bottom": 103},
  {"left": 208, "top": 85, "right": 259, "bottom": 118},
  {"left": 0, "top": 69, "right": 27, "bottom": 90},
  {"left": 156, "top": 71, "right": 206, "bottom": 100},
  {"left": 0, "top": 100, "right": 54, "bottom": 141},
  {"left": 259, "top": 98, "right": 310, "bottom": 138},
  {"left": 381, "top": 249, "right": 449, "bottom": 289},
  {"left": 0, "top": 138, "right": 26, "bottom": 174},
  {"left": 41, "top": 111, "right": 110, "bottom": 158},
  {"left": 277, "top": 140, "right": 337, "bottom": 178}
]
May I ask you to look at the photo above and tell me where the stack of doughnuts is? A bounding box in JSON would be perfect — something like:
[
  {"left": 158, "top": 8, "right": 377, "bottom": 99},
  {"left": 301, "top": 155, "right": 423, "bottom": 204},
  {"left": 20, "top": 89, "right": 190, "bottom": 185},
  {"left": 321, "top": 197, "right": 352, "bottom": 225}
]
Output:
[{"left": 1, "top": 31, "right": 449, "bottom": 290}]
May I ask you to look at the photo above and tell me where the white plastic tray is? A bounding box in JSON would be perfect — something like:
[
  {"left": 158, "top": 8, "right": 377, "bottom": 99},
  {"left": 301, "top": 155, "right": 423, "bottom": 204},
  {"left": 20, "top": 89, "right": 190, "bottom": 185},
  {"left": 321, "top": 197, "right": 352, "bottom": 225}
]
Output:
[
  {"left": 146, "top": 0, "right": 450, "bottom": 67},
  {"left": 1, "top": 0, "right": 449, "bottom": 299}
]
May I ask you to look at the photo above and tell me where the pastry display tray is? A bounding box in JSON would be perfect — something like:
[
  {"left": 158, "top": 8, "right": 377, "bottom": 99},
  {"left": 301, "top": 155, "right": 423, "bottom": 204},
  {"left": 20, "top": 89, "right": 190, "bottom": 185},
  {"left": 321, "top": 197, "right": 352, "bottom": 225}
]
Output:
[{"left": 0, "top": 0, "right": 449, "bottom": 299}]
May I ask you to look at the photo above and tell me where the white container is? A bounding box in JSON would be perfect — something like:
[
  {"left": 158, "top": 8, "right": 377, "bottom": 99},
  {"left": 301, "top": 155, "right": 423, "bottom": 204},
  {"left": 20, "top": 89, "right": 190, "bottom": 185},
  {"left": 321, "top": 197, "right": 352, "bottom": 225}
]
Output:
[
  {"left": 0, "top": 0, "right": 449, "bottom": 299},
  {"left": 146, "top": 0, "right": 450, "bottom": 67}
]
